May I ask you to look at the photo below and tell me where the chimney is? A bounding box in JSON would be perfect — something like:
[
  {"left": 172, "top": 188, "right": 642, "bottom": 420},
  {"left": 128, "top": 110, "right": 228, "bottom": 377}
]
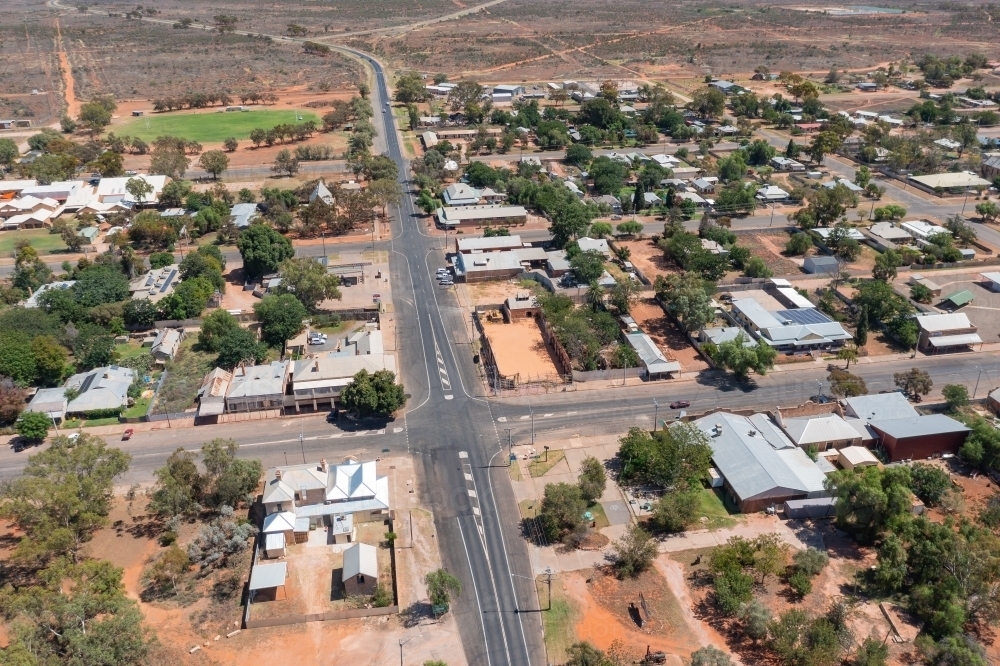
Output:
[
  {"left": 320, "top": 458, "right": 327, "bottom": 472},
  {"left": 275, "top": 469, "right": 282, "bottom": 480}
]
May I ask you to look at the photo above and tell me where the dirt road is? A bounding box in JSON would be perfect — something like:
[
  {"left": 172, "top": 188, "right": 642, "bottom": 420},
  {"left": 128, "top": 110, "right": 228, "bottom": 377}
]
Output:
[{"left": 54, "top": 17, "right": 78, "bottom": 118}]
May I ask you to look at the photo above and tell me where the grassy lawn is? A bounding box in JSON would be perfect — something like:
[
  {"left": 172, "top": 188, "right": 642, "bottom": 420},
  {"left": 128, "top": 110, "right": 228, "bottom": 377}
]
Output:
[
  {"left": 114, "top": 342, "right": 149, "bottom": 360},
  {"left": 508, "top": 460, "right": 523, "bottom": 482},
  {"left": 116, "top": 109, "right": 321, "bottom": 143},
  {"left": 155, "top": 338, "right": 216, "bottom": 413},
  {"left": 587, "top": 502, "right": 610, "bottom": 530},
  {"left": 0, "top": 229, "right": 68, "bottom": 255},
  {"left": 695, "top": 487, "right": 740, "bottom": 531},
  {"left": 62, "top": 419, "right": 81, "bottom": 429},
  {"left": 83, "top": 417, "right": 121, "bottom": 427},
  {"left": 536, "top": 574, "right": 580, "bottom": 664},
  {"left": 528, "top": 450, "right": 566, "bottom": 477},
  {"left": 519, "top": 499, "right": 539, "bottom": 519},
  {"left": 122, "top": 396, "right": 151, "bottom": 418}
]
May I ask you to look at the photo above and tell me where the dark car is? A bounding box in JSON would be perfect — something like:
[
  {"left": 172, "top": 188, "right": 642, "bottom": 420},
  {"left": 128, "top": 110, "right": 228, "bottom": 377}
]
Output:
[{"left": 670, "top": 400, "right": 690, "bottom": 409}]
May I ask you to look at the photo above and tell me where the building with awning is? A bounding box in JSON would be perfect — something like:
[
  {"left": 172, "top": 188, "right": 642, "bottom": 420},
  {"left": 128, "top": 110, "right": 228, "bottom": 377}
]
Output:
[
  {"left": 914, "top": 312, "right": 981, "bottom": 353},
  {"left": 624, "top": 332, "right": 680, "bottom": 379},
  {"left": 249, "top": 562, "right": 287, "bottom": 602}
]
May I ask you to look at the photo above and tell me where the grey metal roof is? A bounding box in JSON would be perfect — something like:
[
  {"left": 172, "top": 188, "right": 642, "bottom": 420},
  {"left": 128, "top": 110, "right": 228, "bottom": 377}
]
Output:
[
  {"left": 65, "top": 366, "right": 135, "bottom": 413},
  {"left": 249, "top": 562, "right": 286, "bottom": 590},
  {"left": 342, "top": 542, "right": 378, "bottom": 580},
  {"left": 842, "top": 393, "right": 919, "bottom": 421},
  {"left": 625, "top": 333, "right": 680, "bottom": 375},
  {"left": 870, "top": 414, "right": 971, "bottom": 439},
  {"left": 230, "top": 203, "right": 258, "bottom": 228},
  {"left": 694, "top": 412, "right": 826, "bottom": 503},
  {"left": 227, "top": 361, "right": 288, "bottom": 399},
  {"left": 265, "top": 533, "right": 285, "bottom": 551},
  {"left": 776, "top": 308, "right": 832, "bottom": 325},
  {"left": 781, "top": 414, "right": 860, "bottom": 446}
]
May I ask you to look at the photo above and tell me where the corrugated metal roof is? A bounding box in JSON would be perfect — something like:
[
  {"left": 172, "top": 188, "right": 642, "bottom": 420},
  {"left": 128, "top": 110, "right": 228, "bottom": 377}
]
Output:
[
  {"left": 781, "top": 414, "right": 860, "bottom": 446},
  {"left": 843, "top": 393, "right": 918, "bottom": 421},
  {"left": 249, "top": 562, "right": 286, "bottom": 590},
  {"left": 943, "top": 290, "right": 974, "bottom": 307},
  {"left": 343, "top": 543, "right": 378, "bottom": 580},
  {"left": 262, "top": 511, "right": 297, "bottom": 534},
  {"left": 265, "top": 533, "right": 285, "bottom": 551},
  {"left": 869, "top": 414, "right": 970, "bottom": 439},
  {"left": 914, "top": 312, "right": 974, "bottom": 333},
  {"left": 926, "top": 333, "right": 983, "bottom": 347}
]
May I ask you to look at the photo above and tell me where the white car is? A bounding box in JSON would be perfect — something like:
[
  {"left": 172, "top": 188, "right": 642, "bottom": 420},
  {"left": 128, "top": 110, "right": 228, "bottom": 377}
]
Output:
[{"left": 439, "top": 280, "right": 454, "bottom": 286}]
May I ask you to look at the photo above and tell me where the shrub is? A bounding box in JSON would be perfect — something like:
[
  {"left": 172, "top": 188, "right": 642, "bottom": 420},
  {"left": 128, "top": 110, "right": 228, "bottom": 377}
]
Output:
[
  {"left": 788, "top": 570, "right": 813, "bottom": 596},
  {"left": 793, "top": 547, "right": 829, "bottom": 576}
]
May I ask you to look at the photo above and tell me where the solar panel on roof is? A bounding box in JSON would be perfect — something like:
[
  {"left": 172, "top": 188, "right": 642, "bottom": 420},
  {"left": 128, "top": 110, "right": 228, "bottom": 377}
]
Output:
[
  {"left": 160, "top": 269, "right": 177, "bottom": 293},
  {"left": 776, "top": 308, "right": 833, "bottom": 325}
]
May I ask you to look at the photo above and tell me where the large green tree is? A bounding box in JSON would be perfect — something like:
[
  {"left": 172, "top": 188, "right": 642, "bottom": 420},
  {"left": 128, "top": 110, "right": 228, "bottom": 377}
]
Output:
[
  {"left": 237, "top": 223, "right": 295, "bottom": 280},
  {"left": 339, "top": 369, "right": 406, "bottom": 416},
  {"left": 253, "top": 293, "right": 306, "bottom": 349},
  {"left": 275, "top": 257, "right": 342, "bottom": 311},
  {"left": 618, "top": 423, "right": 713, "bottom": 488}
]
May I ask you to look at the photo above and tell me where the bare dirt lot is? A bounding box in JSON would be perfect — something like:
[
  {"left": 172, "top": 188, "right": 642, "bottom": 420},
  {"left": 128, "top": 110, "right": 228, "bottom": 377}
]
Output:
[
  {"left": 736, "top": 231, "right": 802, "bottom": 276},
  {"left": 616, "top": 238, "right": 676, "bottom": 282},
  {"left": 484, "top": 318, "right": 562, "bottom": 380},
  {"left": 629, "top": 298, "right": 710, "bottom": 374}
]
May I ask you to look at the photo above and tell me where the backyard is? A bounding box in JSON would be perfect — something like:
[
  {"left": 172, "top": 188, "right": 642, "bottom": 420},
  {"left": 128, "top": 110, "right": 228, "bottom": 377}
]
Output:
[{"left": 153, "top": 337, "right": 216, "bottom": 414}]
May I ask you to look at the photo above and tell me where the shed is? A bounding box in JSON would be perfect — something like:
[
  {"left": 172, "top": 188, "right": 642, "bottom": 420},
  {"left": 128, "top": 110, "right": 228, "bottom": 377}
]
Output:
[
  {"left": 783, "top": 497, "right": 836, "bottom": 519},
  {"left": 942, "top": 289, "right": 974, "bottom": 309},
  {"left": 803, "top": 255, "right": 839, "bottom": 276},
  {"left": 262, "top": 511, "right": 297, "bottom": 544},
  {"left": 342, "top": 542, "right": 378, "bottom": 596},
  {"left": 249, "top": 562, "right": 287, "bottom": 601},
  {"left": 265, "top": 532, "right": 286, "bottom": 558},
  {"left": 837, "top": 445, "right": 880, "bottom": 471}
]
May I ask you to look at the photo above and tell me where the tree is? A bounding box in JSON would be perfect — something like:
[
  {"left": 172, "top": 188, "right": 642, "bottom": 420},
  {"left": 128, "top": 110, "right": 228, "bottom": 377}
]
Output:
[
  {"left": 571, "top": 249, "right": 607, "bottom": 284},
  {"left": 198, "top": 309, "right": 241, "bottom": 352},
  {"left": 61, "top": 224, "right": 84, "bottom": 252},
  {"left": 743, "top": 256, "right": 773, "bottom": 279},
  {"left": 715, "top": 333, "right": 777, "bottom": 378},
  {"left": 237, "top": 223, "right": 295, "bottom": 279},
  {"left": 828, "top": 367, "right": 867, "bottom": 398},
  {"left": 425, "top": 568, "right": 462, "bottom": 607},
  {"left": 589, "top": 221, "right": 613, "bottom": 237},
  {"left": 148, "top": 447, "right": 203, "bottom": 517},
  {"left": 894, "top": 367, "right": 932, "bottom": 400},
  {"left": 690, "top": 87, "right": 726, "bottom": 119},
  {"left": 911, "top": 282, "right": 934, "bottom": 303},
  {"left": 215, "top": 328, "right": 267, "bottom": 370},
  {"left": 0, "top": 434, "right": 131, "bottom": 561},
  {"left": 0, "top": 137, "right": 19, "bottom": 166},
  {"left": 577, "top": 456, "right": 606, "bottom": 503},
  {"left": 826, "top": 466, "right": 912, "bottom": 543},
  {"left": 837, "top": 346, "right": 858, "bottom": 369},
  {"left": 651, "top": 484, "right": 701, "bottom": 532},
  {"left": 72, "top": 264, "right": 130, "bottom": 307},
  {"left": 198, "top": 149, "right": 229, "bottom": 179},
  {"left": 119, "top": 178, "right": 154, "bottom": 208},
  {"left": 690, "top": 646, "right": 733, "bottom": 666},
  {"left": 910, "top": 463, "right": 952, "bottom": 507},
  {"left": 339, "top": 369, "right": 406, "bottom": 416},
  {"left": 0, "top": 376, "right": 26, "bottom": 425},
  {"left": 223, "top": 136, "right": 238, "bottom": 152},
  {"left": 16, "top": 410, "right": 51, "bottom": 442},
  {"left": 275, "top": 257, "right": 342, "bottom": 311},
  {"left": 31, "top": 335, "right": 68, "bottom": 386},
  {"left": 618, "top": 423, "right": 713, "bottom": 487},
  {"left": 78, "top": 97, "right": 115, "bottom": 134},
  {"left": 611, "top": 523, "right": 658, "bottom": 578},
  {"left": 976, "top": 201, "right": 1000, "bottom": 223},
  {"left": 368, "top": 178, "right": 404, "bottom": 219},
  {"left": 616, "top": 220, "right": 643, "bottom": 237},
  {"left": 201, "top": 438, "right": 262, "bottom": 508},
  {"left": 272, "top": 148, "right": 300, "bottom": 177},
  {"left": 785, "top": 231, "right": 813, "bottom": 255},
  {"left": 793, "top": 547, "right": 829, "bottom": 576},
  {"left": 654, "top": 272, "right": 715, "bottom": 333},
  {"left": 91, "top": 149, "right": 125, "bottom": 177},
  {"left": 565, "top": 143, "right": 592, "bottom": 167},
  {"left": 943, "top": 384, "right": 969, "bottom": 410},
  {"left": 741, "top": 598, "right": 773, "bottom": 642},
  {"left": 253, "top": 294, "right": 306, "bottom": 349}
]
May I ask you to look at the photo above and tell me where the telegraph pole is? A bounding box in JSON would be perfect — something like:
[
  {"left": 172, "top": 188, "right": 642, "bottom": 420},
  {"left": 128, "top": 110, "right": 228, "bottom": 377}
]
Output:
[{"left": 504, "top": 427, "right": 514, "bottom": 466}]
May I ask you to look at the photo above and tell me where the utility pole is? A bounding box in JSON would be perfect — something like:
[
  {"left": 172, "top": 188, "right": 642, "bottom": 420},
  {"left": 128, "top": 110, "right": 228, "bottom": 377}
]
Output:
[
  {"left": 504, "top": 427, "right": 514, "bottom": 466},
  {"left": 546, "top": 568, "right": 552, "bottom": 610},
  {"left": 299, "top": 426, "right": 306, "bottom": 464},
  {"left": 653, "top": 398, "right": 659, "bottom": 432},
  {"left": 973, "top": 366, "right": 984, "bottom": 398},
  {"left": 530, "top": 406, "right": 535, "bottom": 447}
]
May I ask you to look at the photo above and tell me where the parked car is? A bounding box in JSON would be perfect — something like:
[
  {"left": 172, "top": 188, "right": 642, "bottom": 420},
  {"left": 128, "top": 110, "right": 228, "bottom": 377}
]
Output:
[
  {"left": 439, "top": 280, "right": 454, "bottom": 286},
  {"left": 122, "top": 428, "right": 134, "bottom": 441},
  {"left": 669, "top": 400, "right": 690, "bottom": 409}
]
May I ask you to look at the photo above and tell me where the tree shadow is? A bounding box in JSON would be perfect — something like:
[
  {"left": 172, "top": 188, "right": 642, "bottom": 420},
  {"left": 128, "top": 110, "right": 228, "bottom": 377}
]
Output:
[
  {"left": 399, "top": 600, "right": 434, "bottom": 628},
  {"left": 126, "top": 513, "right": 165, "bottom": 540},
  {"left": 694, "top": 369, "right": 759, "bottom": 394}
]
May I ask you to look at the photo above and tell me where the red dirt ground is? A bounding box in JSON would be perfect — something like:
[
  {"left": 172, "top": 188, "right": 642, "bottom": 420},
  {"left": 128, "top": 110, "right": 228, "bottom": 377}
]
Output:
[
  {"left": 629, "top": 298, "right": 710, "bottom": 374},
  {"left": 484, "top": 318, "right": 562, "bottom": 380}
]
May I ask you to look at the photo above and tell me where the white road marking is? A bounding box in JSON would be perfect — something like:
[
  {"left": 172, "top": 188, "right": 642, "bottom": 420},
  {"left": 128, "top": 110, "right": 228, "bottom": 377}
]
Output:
[
  {"left": 468, "top": 489, "right": 477, "bottom": 497},
  {"left": 459, "top": 451, "right": 468, "bottom": 458},
  {"left": 543, "top": 413, "right": 553, "bottom": 417},
  {"left": 519, "top": 415, "right": 530, "bottom": 420},
  {"left": 393, "top": 427, "right": 403, "bottom": 433},
  {"left": 496, "top": 416, "right": 507, "bottom": 422},
  {"left": 566, "top": 411, "right": 578, "bottom": 415},
  {"left": 445, "top": 394, "right": 454, "bottom": 400}
]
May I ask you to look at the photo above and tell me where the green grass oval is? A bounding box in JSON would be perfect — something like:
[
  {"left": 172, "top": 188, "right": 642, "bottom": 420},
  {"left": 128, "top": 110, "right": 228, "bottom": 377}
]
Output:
[{"left": 115, "top": 109, "right": 321, "bottom": 144}]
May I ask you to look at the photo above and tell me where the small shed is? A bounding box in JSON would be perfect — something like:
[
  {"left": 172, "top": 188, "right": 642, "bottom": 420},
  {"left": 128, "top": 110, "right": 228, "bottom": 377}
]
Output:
[
  {"left": 838, "top": 446, "right": 880, "bottom": 471},
  {"left": 783, "top": 497, "right": 836, "bottom": 519},
  {"left": 942, "top": 289, "right": 974, "bottom": 309},
  {"left": 265, "top": 532, "right": 286, "bottom": 558},
  {"left": 330, "top": 513, "right": 354, "bottom": 544},
  {"left": 249, "top": 562, "right": 287, "bottom": 602},
  {"left": 262, "top": 511, "right": 297, "bottom": 544},
  {"left": 803, "top": 255, "right": 839, "bottom": 276},
  {"left": 908, "top": 274, "right": 942, "bottom": 297},
  {"left": 342, "top": 542, "right": 378, "bottom": 597}
]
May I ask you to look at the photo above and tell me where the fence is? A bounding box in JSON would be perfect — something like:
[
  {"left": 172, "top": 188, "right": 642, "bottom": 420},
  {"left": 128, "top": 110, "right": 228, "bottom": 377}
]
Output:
[
  {"left": 572, "top": 367, "right": 644, "bottom": 382},
  {"left": 653, "top": 293, "right": 718, "bottom": 369}
]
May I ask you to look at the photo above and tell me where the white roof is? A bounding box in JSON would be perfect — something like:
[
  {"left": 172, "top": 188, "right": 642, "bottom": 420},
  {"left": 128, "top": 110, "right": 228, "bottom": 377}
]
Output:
[
  {"left": 342, "top": 542, "right": 378, "bottom": 580},
  {"left": 291, "top": 354, "right": 396, "bottom": 391},
  {"left": 249, "top": 562, "right": 286, "bottom": 590},
  {"left": 327, "top": 461, "right": 378, "bottom": 502},
  {"left": 757, "top": 185, "right": 789, "bottom": 200},
  {"left": 812, "top": 226, "right": 865, "bottom": 241},
  {"left": 901, "top": 220, "right": 949, "bottom": 239},
  {"left": 842, "top": 393, "right": 918, "bottom": 421},
  {"left": 869, "top": 222, "right": 912, "bottom": 240},
  {"left": 914, "top": 312, "right": 973, "bottom": 333},
  {"left": 443, "top": 183, "right": 482, "bottom": 205},
  {"left": 262, "top": 511, "right": 297, "bottom": 534},
  {"left": 776, "top": 287, "right": 813, "bottom": 309},
  {"left": 96, "top": 174, "right": 167, "bottom": 203},
  {"left": 65, "top": 365, "right": 135, "bottom": 413},
  {"left": 981, "top": 272, "right": 1000, "bottom": 285},
  {"left": 781, "top": 414, "right": 860, "bottom": 446},
  {"left": 839, "top": 445, "right": 879, "bottom": 466},
  {"left": 437, "top": 205, "right": 527, "bottom": 225},
  {"left": 926, "top": 333, "right": 983, "bottom": 347},
  {"left": 456, "top": 235, "right": 524, "bottom": 252},
  {"left": 625, "top": 332, "right": 680, "bottom": 375},
  {"left": 24, "top": 280, "right": 75, "bottom": 308},
  {"left": 909, "top": 172, "right": 990, "bottom": 189},
  {"left": 227, "top": 361, "right": 289, "bottom": 399},
  {"left": 265, "top": 532, "right": 285, "bottom": 551},
  {"left": 0, "top": 179, "right": 38, "bottom": 193},
  {"left": 577, "top": 237, "right": 610, "bottom": 254}
]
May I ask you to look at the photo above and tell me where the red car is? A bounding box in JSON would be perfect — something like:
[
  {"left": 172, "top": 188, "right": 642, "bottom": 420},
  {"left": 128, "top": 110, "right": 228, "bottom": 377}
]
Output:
[
  {"left": 669, "top": 400, "right": 691, "bottom": 409},
  {"left": 122, "top": 428, "right": 134, "bottom": 441}
]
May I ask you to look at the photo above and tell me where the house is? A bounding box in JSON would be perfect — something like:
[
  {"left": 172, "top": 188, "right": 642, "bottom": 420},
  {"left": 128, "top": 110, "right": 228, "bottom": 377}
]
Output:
[
  {"left": 715, "top": 125, "right": 738, "bottom": 137},
  {"left": 909, "top": 274, "right": 942, "bottom": 296},
  {"left": 129, "top": 264, "right": 179, "bottom": 303},
  {"left": 908, "top": 172, "right": 990, "bottom": 192},
  {"left": 289, "top": 354, "right": 396, "bottom": 412},
  {"left": 708, "top": 80, "right": 739, "bottom": 95},
  {"left": 701, "top": 239, "right": 728, "bottom": 255},
  {"left": 442, "top": 183, "right": 482, "bottom": 206},
  {"left": 802, "top": 255, "right": 840, "bottom": 276},
  {"left": 643, "top": 192, "right": 662, "bottom": 206},
  {"left": 545, "top": 250, "right": 572, "bottom": 277},
  {"left": 869, "top": 222, "right": 914, "bottom": 244},
  {"left": 342, "top": 543, "right": 379, "bottom": 596},
  {"left": 776, "top": 413, "right": 862, "bottom": 451},
  {"left": 150, "top": 328, "right": 182, "bottom": 362},
  {"left": 249, "top": 562, "right": 287, "bottom": 602},
  {"left": 436, "top": 205, "right": 528, "bottom": 229},
  {"left": 456, "top": 235, "right": 525, "bottom": 254},
  {"left": 592, "top": 195, "right": 622, "bottom": 215},
  {"left": 624, "top": 332, "right": 680, "bottom": 380},
  {"left": 857, "top": 82, "right": 879, "bottom": 92},
  {"left": 64, "top": 365, "right": 136, "bottom": 416},
  {"left": 838, "top": 446, "right": 880, "bottom": 471},
  {"left": 822, "top": 178, "right": 863, "bottom": 193},
  {"left": 230, "top": 202, "right": 259, "bottom": 228},
  {"left": 95, "top": 174, "right": 167, "bottom": 205},
  {"left": 730, "top": 299, "right": 852, "bottom": 352},
  {"left": 196, "top": 367, "right": 233, "bottom": 419},
  {"left": 982, "top": 156, "right": 1000, "bottom": 180},
  {"left": 493, "top": 84, "right": 523, "bottom": 97},
  {"left": 577, "top": 236, "right": 611, "bottom": 257},
  {"left": 24, "top": 280, "right": 75, "bottom": 308},
  {"left": 699, "top": 327, "right": 756, "bottom": 347},
  {"left": 869, "top": 414, "right": 971, "bottom": 461},
  {"left": 842, "top": 393, "right": 918, "bottom": 422},
  {"left": 421, "top": 131, "right": 439, "bottom": 149},
  {"left": 692, "top": 178, "right": 715, "bottom": 194},
  {"left": 756, "top": 185, "right": 789, "bottom": 202},
  {"left": 262, "top": 458, "right": 389, "bottom": 530},
  {"left": 900, "top": 220, "right": 950, "bottom": 241},
  {"left": 693, "top": 412, "right": 828, "bottom": 513},
  {"left": 913, "top": 312, "right": 981, "bottom": 353},
  {"left": 26, "top": 388, "right": 70, "bottom": 422},
  {"left": 770, "top": 157, "right": 806, "bottom": 172},
  {"left": 225, "top": 360, "right": 289, "bottom": 413},
  {"left": 811, "top": 226, "right": 865, "bottom": 243},
  {"left": 795, "top": 123, "right": 823, "bottom": 133},
  {"left": 677, "top": 191, "right": 708, "bottom": 207},
  {"left": 934, "top": 138, "right": 962, "bottom": 151}
]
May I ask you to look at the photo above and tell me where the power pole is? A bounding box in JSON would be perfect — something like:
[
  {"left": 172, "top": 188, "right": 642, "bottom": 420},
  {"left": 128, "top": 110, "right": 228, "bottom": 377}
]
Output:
[{"left": 504, "top": 427, "right": 514, "bottom": 466}]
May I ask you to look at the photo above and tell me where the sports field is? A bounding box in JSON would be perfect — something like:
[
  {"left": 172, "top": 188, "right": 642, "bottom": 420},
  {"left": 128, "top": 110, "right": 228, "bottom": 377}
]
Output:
[{"left": 115, "top": 109, "right": 321, "bottom": 143}]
